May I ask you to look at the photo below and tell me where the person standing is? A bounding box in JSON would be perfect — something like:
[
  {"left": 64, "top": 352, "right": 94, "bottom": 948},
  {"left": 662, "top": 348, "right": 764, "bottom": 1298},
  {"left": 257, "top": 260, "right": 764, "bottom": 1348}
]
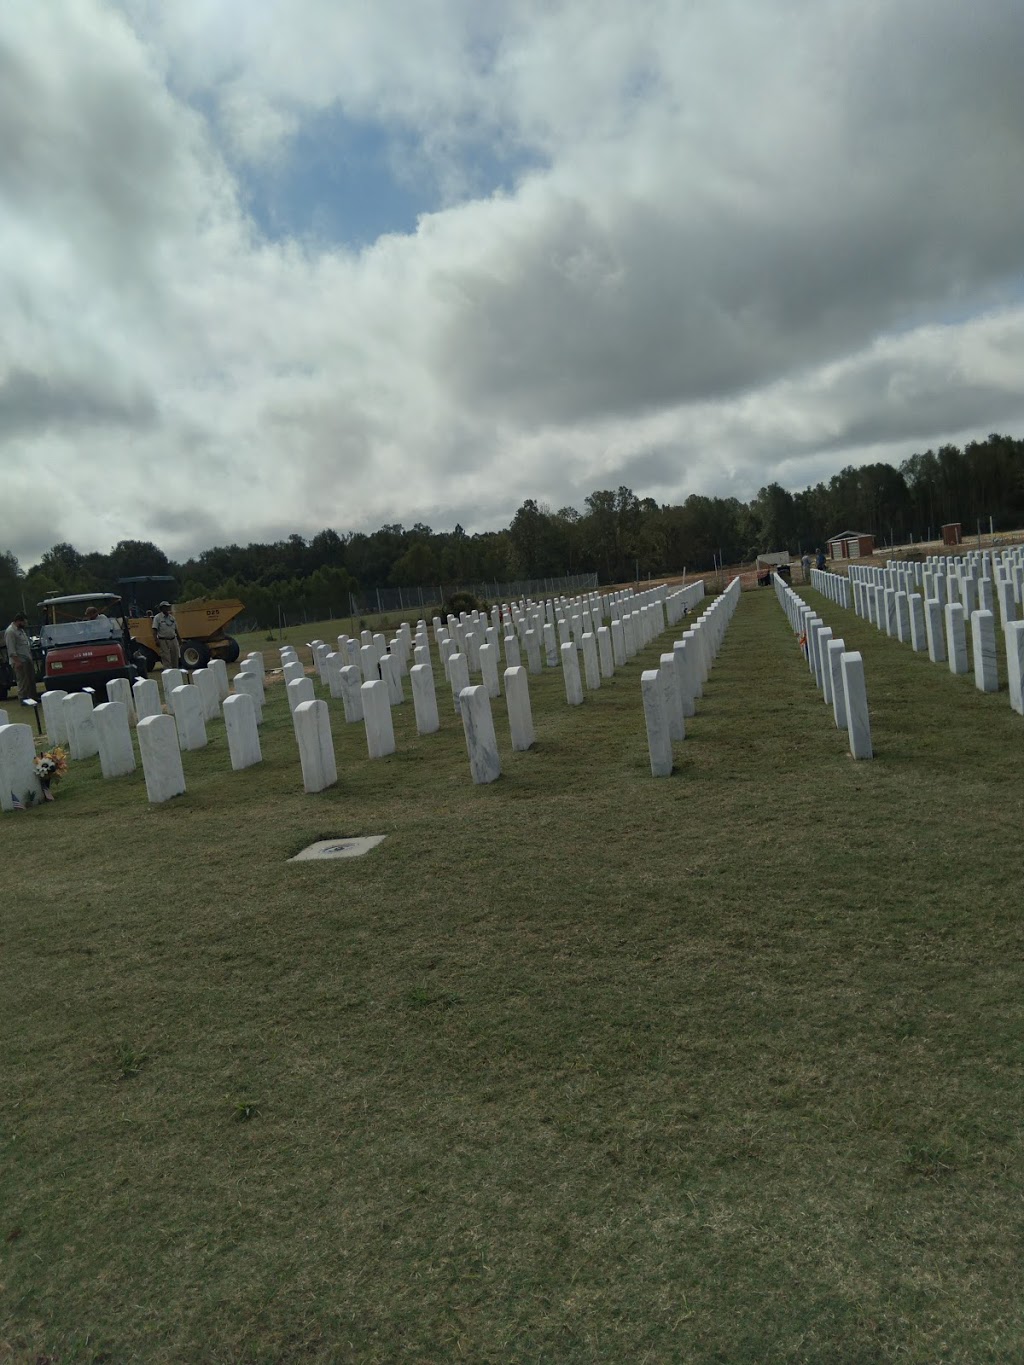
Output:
[
  {"left": 801, "top": 552, "right": 812, "bottom": 583},
  {"left": 4, "top": 612, "right": 37, "bottom": 704},
  {"left": 151, "top": 600, "right": 181, "bottom": 670}
]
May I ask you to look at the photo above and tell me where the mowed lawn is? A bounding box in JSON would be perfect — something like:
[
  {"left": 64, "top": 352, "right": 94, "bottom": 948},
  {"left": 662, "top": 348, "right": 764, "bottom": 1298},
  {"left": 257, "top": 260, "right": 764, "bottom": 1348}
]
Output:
[{"left": 2, "top": 587, "right": 1022, "bottom": 1362}]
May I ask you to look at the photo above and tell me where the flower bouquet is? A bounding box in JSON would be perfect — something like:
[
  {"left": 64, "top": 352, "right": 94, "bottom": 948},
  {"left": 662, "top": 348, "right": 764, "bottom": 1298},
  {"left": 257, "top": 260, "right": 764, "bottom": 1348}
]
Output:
[{"left": 33, "top": 746, "right": 69, "bottom": 802}]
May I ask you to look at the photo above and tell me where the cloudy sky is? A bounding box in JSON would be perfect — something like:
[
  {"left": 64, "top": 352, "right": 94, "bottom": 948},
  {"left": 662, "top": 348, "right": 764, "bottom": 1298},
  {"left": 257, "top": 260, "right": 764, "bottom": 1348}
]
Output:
[{"left": 2, "top": 0, "right": 1023, "bottom": 566}]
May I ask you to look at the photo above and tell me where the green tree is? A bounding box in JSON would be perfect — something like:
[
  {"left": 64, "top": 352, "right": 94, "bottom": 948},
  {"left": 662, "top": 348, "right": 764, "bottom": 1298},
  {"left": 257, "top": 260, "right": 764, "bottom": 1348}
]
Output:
[
  {"left": 309, "top": 528, "right": 348, "bottom": 569},
  {"left": 507, "top": 500, "right": 567, "bottom": 578},
  {"left": 390, "top": 540, "right": 438, "bottom": 586},
  {"left": 748, "top": 483, "right": 799, "bottom": 553},
  {"left": 106, "top": 539, "right": 172, "bottom": 580},
  {"left": 32, "top": 543, "right": 97, "bottom": 594}
]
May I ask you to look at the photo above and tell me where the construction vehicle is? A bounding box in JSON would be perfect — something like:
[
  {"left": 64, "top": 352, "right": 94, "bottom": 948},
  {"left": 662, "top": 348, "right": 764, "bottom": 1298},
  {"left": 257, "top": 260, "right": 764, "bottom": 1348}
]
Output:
[
  {"left": 37, "top": 593, "right": 139, "bottom": 694},
  {"left": 117, "top": 576, "right": 245, "bottom": 672}
]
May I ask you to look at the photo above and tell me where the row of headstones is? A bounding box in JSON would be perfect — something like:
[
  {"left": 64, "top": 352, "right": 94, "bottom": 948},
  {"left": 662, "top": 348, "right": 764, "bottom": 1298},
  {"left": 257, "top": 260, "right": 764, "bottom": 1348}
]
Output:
[
  {"left": 640, "top": 578, "right": 742, "bottom": 776},
  {"left": 430, "top": 581, "right": 703, "bottom": 697},
  {"left": 265, "top": 578, "right": 704, "bottom": 710},
  {"left": 774, "top": 576, "right": 872, "bottom": 759},
  {"left": 259, "top": 584, "right": 710, "bottom": 789},
  {"left": 282, "top": 665, "right": 538, "bottom": 792},
  {"left": 441, "top": 580, "right": 706, "bottom": 711},
  {"left": 273, "top": 637, "right": 427, "bottom": 733},
  {"left": 274, "top": 586, "right": 696, "bottom": 783},
  {"left": 838, "top": 565, "right": 1024, "bottom": 712},
  {"left": 1, "top": 585, "right": 713, "bottom": 809},
  {"left": 295, "top": 585, "right": 675, "bottom": 699},
  {"left": 281, "top": 599, "right": 665, "bottom": 769},
  {"left": 280, "top": 581, "right": 708, "bottom": 731},
  {"left": 37, "top": 655, "right": 240, "bottom": 753},
  {"left": 241, "top": 638, "right": 537, "bottom": 788},
  {"left": 850, "top": 551, "right": 1024, "bottom": 629},
  {"left": 2, "top": 631, "right": 520, "bottom": 810},
  {"left": 0, "top": 694, "right": 258, "bottom": 811},
  {"left": 435, "top": 582, "right": 678, "bottom": 653},
  {"left": 36, "top": 657, "right": 264, "bottom": 758},
  {"left": 0, "top": 659, "right": 270, "bottom": 813},
  {"left": 299, "top": 624, "right": 417, "bottom": 694},
  {"left": 0, "top": 657, "right": 268, "bottom": 808},
  {"left": 810, "top": 567, "right": 852, "bottom": 609},
  {"left": 110, "top": 580, "right": 708, "bottom": 802}
]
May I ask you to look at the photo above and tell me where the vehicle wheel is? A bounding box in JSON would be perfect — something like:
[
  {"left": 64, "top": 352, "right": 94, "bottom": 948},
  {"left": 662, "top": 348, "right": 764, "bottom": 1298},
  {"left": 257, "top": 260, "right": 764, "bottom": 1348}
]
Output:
[
  {"left": 132, "top": 643, "right": 157, "bottom": 676},
  {"left": 181, "top": 639, "right": 211, "bottom": 669},
  {"left": 221, "top": 635, "right": 241, "bottom": 663}
]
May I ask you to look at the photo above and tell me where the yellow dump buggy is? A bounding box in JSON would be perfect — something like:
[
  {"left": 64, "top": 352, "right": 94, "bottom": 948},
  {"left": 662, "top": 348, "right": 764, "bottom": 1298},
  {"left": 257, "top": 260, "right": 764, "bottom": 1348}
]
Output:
[{"left": 131, "top": 598, "right": 246, "bottom": 671}]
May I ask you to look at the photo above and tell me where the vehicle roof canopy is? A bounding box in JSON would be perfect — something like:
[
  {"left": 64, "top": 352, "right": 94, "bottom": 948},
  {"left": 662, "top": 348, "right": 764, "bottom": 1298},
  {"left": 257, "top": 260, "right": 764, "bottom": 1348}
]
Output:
[{"left": 39, "top": 593, "right": 122, "bottom": 606}]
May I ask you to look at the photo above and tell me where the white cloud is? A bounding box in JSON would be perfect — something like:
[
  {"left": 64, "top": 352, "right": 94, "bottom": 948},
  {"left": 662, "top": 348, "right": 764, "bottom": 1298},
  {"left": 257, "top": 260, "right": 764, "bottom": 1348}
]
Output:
[{"left": 1, "top": 0, "right": 1023, "bottom": 567}]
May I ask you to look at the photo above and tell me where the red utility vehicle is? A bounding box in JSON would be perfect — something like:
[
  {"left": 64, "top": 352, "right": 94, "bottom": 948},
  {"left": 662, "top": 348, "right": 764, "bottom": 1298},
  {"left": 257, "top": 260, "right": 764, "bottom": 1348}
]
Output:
[{"left": 38, "top": 593, "right": 140, "bottom": 695}]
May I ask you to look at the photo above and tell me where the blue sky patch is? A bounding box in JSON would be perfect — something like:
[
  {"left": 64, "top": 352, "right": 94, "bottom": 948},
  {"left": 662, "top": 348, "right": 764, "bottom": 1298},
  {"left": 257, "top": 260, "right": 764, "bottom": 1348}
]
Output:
[{"left": 236, "top": 106, "right": 542, "bottom": 249}]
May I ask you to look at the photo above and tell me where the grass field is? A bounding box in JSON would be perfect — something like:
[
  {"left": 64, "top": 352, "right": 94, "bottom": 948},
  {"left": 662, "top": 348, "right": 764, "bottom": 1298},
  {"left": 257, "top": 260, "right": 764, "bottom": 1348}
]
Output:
[{"left": 2, "top": 587, "right": 1022, "bottom": 1362}]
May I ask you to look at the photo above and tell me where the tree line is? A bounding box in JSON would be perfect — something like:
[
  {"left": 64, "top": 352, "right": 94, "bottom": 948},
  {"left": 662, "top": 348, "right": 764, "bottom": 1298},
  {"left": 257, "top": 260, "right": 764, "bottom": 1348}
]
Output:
[{"left": 3, "top": 433, "right": 1023, "bottom": 628}]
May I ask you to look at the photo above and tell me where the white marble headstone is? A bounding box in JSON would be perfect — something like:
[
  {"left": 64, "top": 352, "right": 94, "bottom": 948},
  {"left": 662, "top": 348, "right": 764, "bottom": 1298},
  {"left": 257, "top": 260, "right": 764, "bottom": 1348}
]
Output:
[
  {"left": 339, "top": 665, "right": 364, "bottom": 722},
  {"left": 93, "top": 701, "right": 136, "bottom": 778},
  {"left": 64, "top": 692, "right": 98, "bottom": 760},
  {"left": 191, "top": 668, "right": 221, "bottom": 722},
  {"left": 944, "top": 602, "right": 969, "bottom": 675},
  {"left": 380, "top": 653, "right": 404, "bottom": 706},
  {"left": 171, "top": 684, "right": 207, "bottom": 750},
  {"left": 287, "top": 676, "right": 315, "bottom": 715},
  {"left": 133, "top": 677, "right": 162, "bottom": 722},
  {"left": 410, "top": 663, "right": 439, "bottom": 735},
  {"left": 208, "top": 657, "right": 230, "bottom": 701},
  {"left": 232, "top": 671, "right": 264, "bottom": 724},
  {"left": 640, "top": 671, "right": 672, "bottom": 777},
  {"left": 560, "top": 641, "right": 584, "bottom": 706},
  {"left": 223, "top": 692, "right": 262, "bottom": 770},
  {"left": 459, "top": 685, "right": 501, "bottom": 784},
  {"left": 448, "top": 652, "right": 471, "bottom": 716},
  {"left": 970, "top": 609, "right": 998, "bottom": 693},
  {"left": 478, "top": 642, "right": 501, "bottom": 699},
  {"left": 658, "top": 655, "right": 684, "bottom": 741},
  {"left": 597, "top": 626, "right": 614, "bottom": 679},
  {"left": 105, "top": 676, "right": 136, "bottom": 724},
  {"left": 361, "top": 679, "right": 395, "bottom": 758},
  {"left": 1006, "top": 620, "right": 1024, "bottom": 716},
  {"left": 137, "top": 713, "right": 186, "bottom": 802},
  {"left": 504, "top": 666, "right": 534, "bottom": 751},
  {"left": 0, "top": 723, "right": 44, "bottom": 810},
  {"left": 161, "top": 668, "right": 185, "bottom": 705},
  {"left": 841, "top": 652, "right": 872, "bottom": 760},
  {"left": 40, "top": 689, "right": 69, "bottom": 744},
  {"left": 293, "top": 698, "right": 337, "bottom": 792},
  {"left": 582, "top": 633, "right": 601, "bottom": 691}
]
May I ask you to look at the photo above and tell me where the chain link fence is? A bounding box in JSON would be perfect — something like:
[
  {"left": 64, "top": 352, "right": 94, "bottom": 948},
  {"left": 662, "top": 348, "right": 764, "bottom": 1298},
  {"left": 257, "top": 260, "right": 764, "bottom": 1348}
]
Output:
[
  {"left": 234, "top": 572, "right": 601, "bottom": 633},
  {"left": 347, "top": 573, "right": 599, "bottom": 617}
]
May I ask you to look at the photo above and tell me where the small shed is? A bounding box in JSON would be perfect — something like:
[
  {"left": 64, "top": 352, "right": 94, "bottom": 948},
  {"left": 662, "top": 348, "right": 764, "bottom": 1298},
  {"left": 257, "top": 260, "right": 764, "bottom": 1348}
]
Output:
[
  {"left": 941, "top": 522, "right": 962, "bottom": 547},
  {"left": 826, "top": 530, "right": 875, "bottom": 560}
]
